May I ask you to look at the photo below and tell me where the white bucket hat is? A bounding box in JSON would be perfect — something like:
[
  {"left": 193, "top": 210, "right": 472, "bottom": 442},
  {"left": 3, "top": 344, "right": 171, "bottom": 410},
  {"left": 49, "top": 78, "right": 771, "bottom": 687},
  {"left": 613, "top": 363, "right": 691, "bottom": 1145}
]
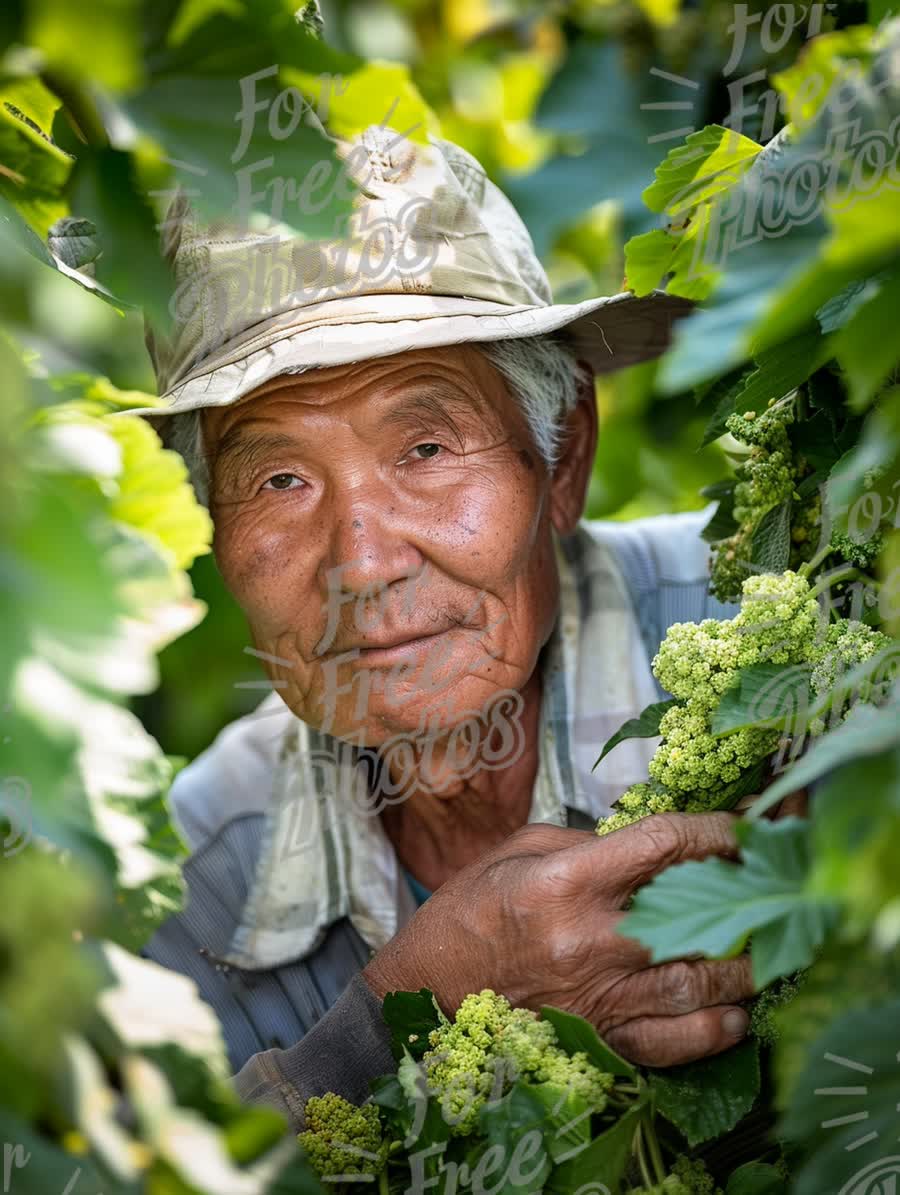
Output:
[{"left": 134, "top": 124, "right": 691, "bottom": 421}]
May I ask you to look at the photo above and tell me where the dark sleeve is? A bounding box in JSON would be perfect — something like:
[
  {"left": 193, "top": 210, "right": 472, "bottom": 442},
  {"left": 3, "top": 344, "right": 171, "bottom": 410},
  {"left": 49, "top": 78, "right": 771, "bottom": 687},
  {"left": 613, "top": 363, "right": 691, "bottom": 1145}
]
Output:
[{"left": 231, "top": 972, "right": 395, "bottom": 1133}]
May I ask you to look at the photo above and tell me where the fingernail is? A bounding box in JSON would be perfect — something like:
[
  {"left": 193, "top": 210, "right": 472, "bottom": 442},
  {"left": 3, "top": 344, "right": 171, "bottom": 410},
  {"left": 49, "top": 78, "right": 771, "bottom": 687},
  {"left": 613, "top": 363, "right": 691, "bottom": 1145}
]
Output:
[{"left": 723, "top": 1008, "right": 749, "bottom": 1037}]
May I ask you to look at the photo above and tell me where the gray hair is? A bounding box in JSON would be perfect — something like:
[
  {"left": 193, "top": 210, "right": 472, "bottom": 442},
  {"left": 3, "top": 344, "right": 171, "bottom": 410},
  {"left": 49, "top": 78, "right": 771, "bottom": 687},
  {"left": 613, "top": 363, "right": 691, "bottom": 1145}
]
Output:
[{"left": 170, "top": 334, "right": 588, "bottom": 507}]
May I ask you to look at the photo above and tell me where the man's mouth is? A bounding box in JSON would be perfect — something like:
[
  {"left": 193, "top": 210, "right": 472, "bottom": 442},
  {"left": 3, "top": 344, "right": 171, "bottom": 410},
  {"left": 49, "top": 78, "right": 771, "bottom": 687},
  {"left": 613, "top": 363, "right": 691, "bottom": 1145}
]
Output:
[{"left": 349, "top": 629, "right": 452, "bottom": 663}]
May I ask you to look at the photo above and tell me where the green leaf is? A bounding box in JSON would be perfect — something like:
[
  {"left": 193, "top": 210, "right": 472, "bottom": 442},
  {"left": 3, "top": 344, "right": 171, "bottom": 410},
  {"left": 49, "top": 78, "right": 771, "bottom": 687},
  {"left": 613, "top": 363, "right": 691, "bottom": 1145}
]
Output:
[
  {"left": 702, "top": 328, "right": 827, "bottom": 445},
  {"left": 123, "top": 75, "right": 350, "bottom": 240},
  {"left": 649, "top": 1037, "right": 760, "bottom": 1146},
  {"left": 701, "top": 485, "right": 738, "bottom": 543},
  {"left": 0, "top": 80, "right": 73, "bottom": 236},
  {"left": 546, "top": 1095, "right": 648, "bottom": 1194},
  {"left": 478, "top": 1083, "right": 554, "bottom": 1195},
  {"left": 751, "top": 500, "right": 792, "bottom": 574},
  {"left": 619, "top": 818, "right": 838, "bottom": 988},
  {"left": 725, "top": 1161, "right": 787, "bottom": 1195},
  {"left": 780, "top": 1000, "right": 900, "bottom": 1195},
  {"left": 642, "top": 125, "right": 762, "bottom": 216},
  {"left": 27, "top": 0, "right": 143, "bottom": 91},
  {"left": 624, "top": 228, "right": 677, "bottom": 297},
  {"left": 593, "top": 699, "right": 678, "bottom": 769},
  {"left": 832, "top": 266, "right": 900, "bottom": 408},
  {"left": 771, "top": 943, "right": 900, "bottom": 1111},
  {"left": 70, "top": 148, "right": 174, "bottom": 321},
  {"left": 539, "top": 1006, "right": 636, "bottom": 1079},
  {"left": 381, "top": 988, "right": 443, "bottom": 1063},
  {"left": 772, "top": 25, "right": 876, "bottom": 136},
  {"left": 711, "top": 664, "right": 813, "bottom": 737},
  {"left": 749, "top": 696, "right": 900, "bottom": 818}
]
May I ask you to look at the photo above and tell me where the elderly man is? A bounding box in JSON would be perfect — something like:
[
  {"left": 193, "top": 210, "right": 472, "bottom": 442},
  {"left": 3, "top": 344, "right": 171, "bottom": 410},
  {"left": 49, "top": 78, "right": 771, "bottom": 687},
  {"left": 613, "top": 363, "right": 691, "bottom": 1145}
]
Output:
[{"left": 140, "top": 126, "right": 755, "bottom": 1132}]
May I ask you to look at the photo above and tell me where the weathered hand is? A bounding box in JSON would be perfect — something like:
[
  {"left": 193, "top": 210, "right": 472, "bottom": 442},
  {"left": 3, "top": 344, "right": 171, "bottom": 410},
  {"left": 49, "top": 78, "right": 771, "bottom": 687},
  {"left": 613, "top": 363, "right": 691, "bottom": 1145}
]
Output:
[{"left": 363, "top": 812, "right": 754, "bottom": 1068}]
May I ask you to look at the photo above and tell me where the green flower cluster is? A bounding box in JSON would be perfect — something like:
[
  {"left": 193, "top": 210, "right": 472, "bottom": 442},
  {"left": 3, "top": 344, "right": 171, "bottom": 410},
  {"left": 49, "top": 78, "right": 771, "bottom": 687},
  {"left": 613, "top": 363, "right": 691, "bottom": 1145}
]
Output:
[
  {"left": 599, "top": 572, "right": 822, "bottom": 835},
  {"left": 709, "top": 405, "right": 803, "bottom": 602},
  {"left": 829, "top": 528, "right": 884, "bottom": 569},
  {"left": 626, "top": 1155, "right": 721, "bottom": 1194},
  {"left": 806, "top": 619, "right": 893, "bottom": 735},
  {"left": 749, "top": 974, "right": 805, "bottom": 1046},
  {"left": 423, "top": 990, "right": 614, "bottom": 1135},
  {"left": 810, "top": 620, "right": 892, "bottom": 700},
  {"left": 299, "top": 1094, "right": 385, "bottom": 1182}
]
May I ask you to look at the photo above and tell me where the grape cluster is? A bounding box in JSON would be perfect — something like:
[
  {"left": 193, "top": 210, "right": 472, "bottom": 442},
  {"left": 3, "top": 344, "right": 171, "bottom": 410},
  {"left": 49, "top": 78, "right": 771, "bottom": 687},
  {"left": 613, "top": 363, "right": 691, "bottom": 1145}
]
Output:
[
  {"left": 598, "top": 572, "right": 820, "bottom": 835},
  {"left": 299, "top": 1094, "right": 386, "bottom": 1181},
  {"left": 709, "top": 405, "right": 804, "bottom": 603},
  {"left": 423, "top": 990, "right": 613, "bottom": 1135}
]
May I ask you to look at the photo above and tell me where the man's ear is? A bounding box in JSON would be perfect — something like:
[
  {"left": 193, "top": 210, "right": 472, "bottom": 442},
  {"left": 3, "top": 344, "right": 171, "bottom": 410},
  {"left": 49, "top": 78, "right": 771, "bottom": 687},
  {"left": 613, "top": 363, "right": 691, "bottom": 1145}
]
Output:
[{"left": 548, "top": 363, "right": 598, "bottom": 536}]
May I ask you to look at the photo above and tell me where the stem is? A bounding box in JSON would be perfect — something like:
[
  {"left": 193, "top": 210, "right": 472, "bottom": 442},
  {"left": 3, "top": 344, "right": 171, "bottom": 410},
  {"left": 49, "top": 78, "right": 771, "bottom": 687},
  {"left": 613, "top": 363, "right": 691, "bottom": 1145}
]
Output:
[
  {"left": 809, "top": 565, "right": 862, "bottom": 600},
  {"left": 379, "top": 1165, "right": 389, "bottom": 1195},
  {"left": 635, "top": 1124, "right": 654, "bottom": 1190},
  {"left": 799, "top": 541, "right": 834, "bottom": 578},
  {"left": 643, "top": 1120, "right": 667, "bottom": 1186}
]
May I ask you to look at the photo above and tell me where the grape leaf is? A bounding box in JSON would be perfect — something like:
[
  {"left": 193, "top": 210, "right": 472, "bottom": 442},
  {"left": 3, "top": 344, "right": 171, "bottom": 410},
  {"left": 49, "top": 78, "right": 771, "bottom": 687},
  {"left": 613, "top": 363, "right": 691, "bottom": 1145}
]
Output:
[
  {"left": 545, "top": 1096, "right": 649, "bottom": 1195},
  {"left": 780, "top": 1000, "right": 900, "bottom": 1195},
  {"left": 751, "top": 500, "right": 792, "bottom": 574},
  {"left": 642, "top": 125, "right": 762, "bottom": 216},
  {"left": 593, "top": 699, "right": 678, "bottom": 769},
  {"left": 725, "top": 1162, "right": 787, "bottom": 1194},
  {"left": 749, "top": 696, "right": 900, "bottom": 818},
  {"left": 702, "top": 328, "right": 825, "bottom": 446},
  {"left": 711, "top": 663, "right": 813, "bottom": 736},
  {"left": 649, "top": 1037, "right": 760, "bottom": 1146},
  {"left": 618, "top": 818, "right": 838, "bottom": 987},
  {"left": 381, "top": 988, "right": 444, "bottom": 1062},
  {"left": 539, "top": 1006, "right": 636, "bottom": 1079}
]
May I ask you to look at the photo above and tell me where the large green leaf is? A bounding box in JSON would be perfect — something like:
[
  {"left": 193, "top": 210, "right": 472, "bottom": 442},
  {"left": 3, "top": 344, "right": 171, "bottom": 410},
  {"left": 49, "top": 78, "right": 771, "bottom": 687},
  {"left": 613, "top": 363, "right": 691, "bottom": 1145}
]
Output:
[
  {"left": 0, "top": 77, "right": 73, "bottom": 236},
  {"left": 702, "top": 329, "right": 827, "bottom": 445},
  {"left": 619, "top": 819, "right": 838, "bottom": 987},
  {"left": 779, "top": 1001, "right": 900, "bottom": 1195},
  {"left": 26, "top": 0, "right": 143, "bottom": 91},
  {"left": 711, "top": 664, "right": 813, "bottom": 737},
  {"left": 649, "top": 1037, "right": 760, "bottom": 1146},
  {"left": 545, "top": 1095, "right": 649, "bottom": 1194},
  {"left": 772, "top": 943, "right": 900, "bottom": 1112},
  {"left": 832, "top": 266, "right": 900, "bottom": 408},
  {"left": 749, "top": 695, "right": 900, "bottom": 817},
  {"left": 123, "top": 74, "right": 350, "bottom": 240},
  {"left": 641, "top": 125, "right": 761, "bottom": 216}
]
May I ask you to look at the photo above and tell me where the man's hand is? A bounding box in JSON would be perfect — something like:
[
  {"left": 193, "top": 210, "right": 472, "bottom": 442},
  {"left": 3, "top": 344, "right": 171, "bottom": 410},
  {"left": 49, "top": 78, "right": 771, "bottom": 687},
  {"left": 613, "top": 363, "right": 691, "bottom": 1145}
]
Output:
[{"left": 363, "top": 812, "right": 754, "bottom": 1068}]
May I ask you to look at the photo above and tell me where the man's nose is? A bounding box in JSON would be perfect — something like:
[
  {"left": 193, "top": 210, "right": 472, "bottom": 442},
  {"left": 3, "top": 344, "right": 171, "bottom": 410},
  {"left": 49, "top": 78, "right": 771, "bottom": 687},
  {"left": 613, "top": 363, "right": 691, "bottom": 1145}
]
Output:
[{"left": 321, "top": 485, "right": 421, "bottom": 601}]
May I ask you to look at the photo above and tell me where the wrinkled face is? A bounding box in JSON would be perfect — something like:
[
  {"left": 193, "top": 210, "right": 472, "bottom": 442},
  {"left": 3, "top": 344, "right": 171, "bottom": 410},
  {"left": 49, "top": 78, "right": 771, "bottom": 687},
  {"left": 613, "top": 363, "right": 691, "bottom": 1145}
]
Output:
[{"left": 204, "top": 344, "right": 586, "bottom": 748}]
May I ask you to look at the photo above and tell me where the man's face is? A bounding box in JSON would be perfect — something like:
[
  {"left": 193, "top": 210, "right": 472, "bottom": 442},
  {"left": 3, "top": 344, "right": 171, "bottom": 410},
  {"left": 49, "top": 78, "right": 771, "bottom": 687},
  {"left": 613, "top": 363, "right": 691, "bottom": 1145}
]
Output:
[{"left": 204, "top": 344, "right": 568, "bottom": 747}]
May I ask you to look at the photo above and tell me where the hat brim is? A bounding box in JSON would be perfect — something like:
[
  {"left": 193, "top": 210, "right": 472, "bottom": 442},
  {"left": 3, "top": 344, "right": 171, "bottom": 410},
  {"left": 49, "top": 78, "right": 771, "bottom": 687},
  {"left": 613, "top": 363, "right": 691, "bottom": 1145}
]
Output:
[{"left": 131, "top": 288, "right": 693, "bottom": 421}]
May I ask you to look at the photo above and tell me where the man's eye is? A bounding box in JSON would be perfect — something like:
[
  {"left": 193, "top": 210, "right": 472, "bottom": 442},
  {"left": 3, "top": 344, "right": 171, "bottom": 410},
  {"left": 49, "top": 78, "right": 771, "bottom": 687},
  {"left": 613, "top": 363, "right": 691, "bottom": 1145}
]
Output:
[
  {"left": 262, "top": 473, "right": 303, "bottom": 491},
  {"left": 412, "top": 443, "right": 442, "bottom": 459}
]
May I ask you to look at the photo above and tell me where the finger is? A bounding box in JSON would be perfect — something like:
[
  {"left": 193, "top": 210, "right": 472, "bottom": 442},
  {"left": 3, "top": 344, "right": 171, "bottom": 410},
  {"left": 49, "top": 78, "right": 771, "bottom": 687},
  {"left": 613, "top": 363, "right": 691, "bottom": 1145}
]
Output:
[
  {"left": 603, "top": 1005, "right": 750, "bottom": 1068},
  {"left": 491, "top": 823, "right": 596, "bottom": 862},
  {"left": 611, "top": 956, "right": 755, "bottom": 1021},
  {"left": 770, "top": 788, "right": 809, "bottom": 820},
  {"left": 566, "top": 812, "right": 740, "bottom": 907}
]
